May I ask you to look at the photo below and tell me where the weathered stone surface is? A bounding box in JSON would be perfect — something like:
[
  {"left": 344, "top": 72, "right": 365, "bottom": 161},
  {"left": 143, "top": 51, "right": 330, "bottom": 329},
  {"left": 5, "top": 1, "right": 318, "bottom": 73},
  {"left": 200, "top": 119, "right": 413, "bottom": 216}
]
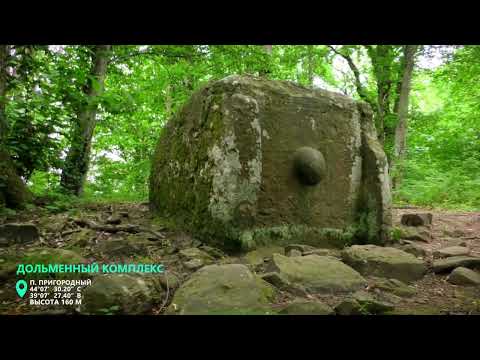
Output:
[
  {"left": 23, "top": 248, "right": 86, "bottom": 266},
  {"left": 158, "top": 272, "right": 180, "bottom": 291},
  {"left": 286, "top": 249, "right": 302, "bottom": 257},
  {"left": 447, "top": 267, "right": 480, "bottom": 286},
  {"left": 335, "top": 291, "right": 395, "bottom": 315},
  {"left": 183, "top": 258, "right": 204, "bottom": 271},
  {"left": 198, "top": 245, "right": 226, "bottom": 259},
  {"left": 396, "top": 225, "right": 431, "bottom": 243},
  {"left": 396, "top": 241, "right": 428, "bottom": 258},
  {"left": 401, "top": 213, "right": 432, "bottom": 227},
  {"left": 178, "top": 247, "right": 215, "bottom": 264},
  {"left": 370, "top": 277, "right": 416, "bottom": 298},
  {"left": 267, "top": 253, "right": 366, "bottom": 294},
  {"left": 242, "top": 246, "right": 283, "bottom": 267},
  {"left": 285, "top": 244, "right": 316, "bottom": 254},
  {"left": 432, "top": 256, "right": 480, "bottom": 273},
  {"left": 351, "top": 290, "right": 395, "bottom": 314},
  {"left": 433, "top": 246, "right": 470, "bottom": 259},
  {"left": 105, "top": 215, "right": 122, "bottom": 225},
  {"left": 261, "top": 272, "right": 309, "bottom": 297},
  {"left": 302, "top": 248, "right": 342, "bottom": 258},
  {"left": 0, "top": 223, "right": 39, "bottom": 247},
  {"left": 150, "top": 75, "right": 392, "bottom": 251},
  {"left": 341, "top": 245, "right": 427, "bottom": 283},
  {"left": 167, "top": 264, "right": 276, "bottom": 315},
  {"left": 279, "top": 299, "right": 334, "bottom": 315},
  {"left": 96, "top": 236, "right": 150, "bottom": 257},
  {"left": 81, "top": 274, "right": 164, "bottom": 314}
]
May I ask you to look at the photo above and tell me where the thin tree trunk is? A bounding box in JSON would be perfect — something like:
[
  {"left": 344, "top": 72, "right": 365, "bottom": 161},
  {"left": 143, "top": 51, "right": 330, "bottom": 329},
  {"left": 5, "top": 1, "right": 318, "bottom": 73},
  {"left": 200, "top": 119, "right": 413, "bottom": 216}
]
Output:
[
  {"left": 60, "top": 45, "right": 111, "bottom": 195},
  {"left": 0, "top": 45, "right": 8, "bottom": 142},
  {"left": 0, "top": 45, "right": 32, "bottom": 208},
  {"left": 307, "top": 45, "right": 314, "bottom": 87},
  {"left": 392, "top": 45, "right": 418, "bottom": 189},
  {"left": 260, "top": 45, "right": 273, "bottom": 77},
  {"left": 165, "top": 83, "right": 172, "bottom": 119}
]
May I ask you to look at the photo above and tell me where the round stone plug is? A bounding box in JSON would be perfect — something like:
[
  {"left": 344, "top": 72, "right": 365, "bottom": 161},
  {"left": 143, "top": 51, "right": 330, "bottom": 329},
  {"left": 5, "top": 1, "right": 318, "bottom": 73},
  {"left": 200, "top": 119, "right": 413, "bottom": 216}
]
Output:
[{"left": 293, "top": 146, "right": 326, "bottom": 185}]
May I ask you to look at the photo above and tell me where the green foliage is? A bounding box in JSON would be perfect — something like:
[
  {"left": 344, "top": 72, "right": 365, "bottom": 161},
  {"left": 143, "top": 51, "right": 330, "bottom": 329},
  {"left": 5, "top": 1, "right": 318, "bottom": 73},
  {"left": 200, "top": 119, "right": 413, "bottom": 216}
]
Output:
[
  {"left": 394, "top": 47, "right": 480, "bottom": 210},
  {"left": 0, "top": 44, "right": 475, "bottom": 211}
]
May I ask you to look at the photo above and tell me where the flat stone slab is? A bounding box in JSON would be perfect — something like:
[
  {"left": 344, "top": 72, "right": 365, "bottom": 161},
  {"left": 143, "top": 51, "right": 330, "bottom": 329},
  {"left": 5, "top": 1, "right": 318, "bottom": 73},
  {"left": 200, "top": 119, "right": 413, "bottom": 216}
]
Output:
[
  {"left": 447, "top": 267, "right": 480, "bottom": 286},
  {"left": 341, "top": 245, "right": 427, "bottom": 283},
  {"left": 397, "top": 225, "right": 431, "bottom": 243},
  {"left": 433, "top": 246, "right": 470, "bottom": 259},
  {"left": 0, "top": 223, "right": 39, "bottom": 247},
  {"left": 279, "top": 299, "right": 334, "bottom": 315},
  {"left": 370, "top": 277, "right": 416, "bottom": 298},
  {"left": 432, "top": 256, "right": 480, "bottom": 273},
  {"left": 397, "top": 241, "right": 428, "bottom": 258},
  {"left": 267, "top": 253, "right": 366, "bottom": 294},
  {"left": 167, "top": 264, "right": 276, "bottom": 315}
]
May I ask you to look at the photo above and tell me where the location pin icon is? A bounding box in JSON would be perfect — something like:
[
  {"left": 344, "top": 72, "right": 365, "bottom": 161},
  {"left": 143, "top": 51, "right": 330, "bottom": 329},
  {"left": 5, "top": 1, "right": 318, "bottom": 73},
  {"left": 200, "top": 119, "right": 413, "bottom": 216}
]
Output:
[{"left": 16, "top": 280, "right": 28, "bottom": 298}]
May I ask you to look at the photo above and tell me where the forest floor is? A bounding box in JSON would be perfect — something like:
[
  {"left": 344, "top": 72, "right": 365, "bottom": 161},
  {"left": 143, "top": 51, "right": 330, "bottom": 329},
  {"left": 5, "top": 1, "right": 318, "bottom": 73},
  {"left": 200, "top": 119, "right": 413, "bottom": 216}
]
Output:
[{"left": 0, "top": 202, "right": 479, "bottom": 315}]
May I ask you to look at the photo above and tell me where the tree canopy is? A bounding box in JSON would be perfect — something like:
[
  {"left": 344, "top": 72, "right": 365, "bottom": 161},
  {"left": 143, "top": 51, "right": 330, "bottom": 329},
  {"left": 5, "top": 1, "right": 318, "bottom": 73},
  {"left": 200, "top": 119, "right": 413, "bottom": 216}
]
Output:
[{"left": 0, "top": 44, "right": 478, "bottom": 211}]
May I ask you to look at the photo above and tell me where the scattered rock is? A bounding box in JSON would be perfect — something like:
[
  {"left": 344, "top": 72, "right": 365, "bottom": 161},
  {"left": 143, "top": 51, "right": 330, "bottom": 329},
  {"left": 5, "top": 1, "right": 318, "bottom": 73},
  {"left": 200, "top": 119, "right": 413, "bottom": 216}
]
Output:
[
  {"left": 341, "top": 245, "right": 427, "bottom": 283},
  {"left": 183, "top": 258, "right": 204, "bottom": 271},
  {"left": 158, "top": 272, "right": 180, "bottom": 291},
  {"left": 335, "top": 299, "right": 363, "bottom": 315},
  {"left": 401, "top": 213, "right": 432, "bottom": 227},
  {"left": 396, "top": 225, "right": 431, "bottom": 243},
  {"left": 397, "top": 242, "right": 428, "bottom": 258},
  {"left": 167, "top": 264, "right": 276, "bottom": 315},
  {"left": 267, "top": 254, "right": 366, "bottom": 294},
  {"left": 302, "top": 248, "right": 341, "bottom": 258},
  {"left": 0, "top": 223, "right": 39, "bottom": 247},
  {"left": 351, "top": 290, "right": 395, "bottom": 314},
  {"left": 261, "top": 272, "right": 309, "bottom": 297},
  {"left": 286, "top": 249, "right": 302, "bottom": 257},
  {"left": 432, "top": 256, "right": 480, "bottom": 273},
  {"left": 68, "top": 228, "right": 95, "bottom": 247},
  {"left": 22, "top": 248, "right": 86, "bottom": 268},
  {"left": 80, "top": 274, "right": 164, "bottom": 314},
  {"left": 0, "top": 265, "right": 17, "bottom": 282},
  {"left": 433, "top": 246, "right": 470, "bottom": 259},
  {"left": 106, "top": 215, "right": 122, "bottom": 225},
  {"left": 279, "top": 299, "right": 334, "bottom": 315},
  {"left": 335, "top": 291, "right": 395, "bottom": 315},
  {"left": 243, "top": 246, "right": 283, "bottom": 267},
  {"left": 96, "top": 236, "right": 150, "bottom": 257},
  {"left": 370, "top": 277, "right": 416, "bottom": 298},
  {"left": 284, "top": 244, "right": 316, "bottom": 254},
  {"left": 447, "top": 267, "right": 480, "bottom": 286},
  {"left": 443, "top": 229, "right": 465, "bottom": 238},
  {"left": 198, "top": 245, "right": 225, "bottom": 259},
  {"left": 179, "top": 247, "right": 215, "bottom": 265}
]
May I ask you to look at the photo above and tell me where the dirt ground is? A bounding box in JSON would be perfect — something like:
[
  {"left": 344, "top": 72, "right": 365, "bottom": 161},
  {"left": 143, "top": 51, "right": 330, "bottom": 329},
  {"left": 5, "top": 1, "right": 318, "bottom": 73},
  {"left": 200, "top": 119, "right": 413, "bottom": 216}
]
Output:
[
  {"left": 1, "top": 203, "right": 479, "bottom": 315},
  {"left": 391, "top": 207, "right": 480, "bottom": 314}
]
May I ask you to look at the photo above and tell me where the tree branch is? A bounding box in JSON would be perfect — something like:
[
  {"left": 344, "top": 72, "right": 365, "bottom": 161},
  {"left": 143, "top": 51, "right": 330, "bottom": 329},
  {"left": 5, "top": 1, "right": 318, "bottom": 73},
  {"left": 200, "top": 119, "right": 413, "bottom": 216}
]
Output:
[{"left": 327, "top": 45, "right": 376, "bottom": 110}]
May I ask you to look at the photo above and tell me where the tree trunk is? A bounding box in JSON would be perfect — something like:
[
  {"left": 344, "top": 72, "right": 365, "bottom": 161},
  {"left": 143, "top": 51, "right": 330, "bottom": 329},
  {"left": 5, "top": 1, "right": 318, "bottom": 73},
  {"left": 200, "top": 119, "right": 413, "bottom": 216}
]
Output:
[
  {"left": 260, "top": 45, "right": 273, "bottom": 77},
  {"left": 307, "top": 45, "right": 314, "bottom": 87},
  {"left": 0, "top": 45, "right": 8, "bottom": 142},
  {"left": 60, "top": 45, "right": 111, "bottom": 195},
  {"left": 0, "top": 45, "right": 32, "bottom": 208},
  {"left": 392, "top": 45, "right": 418, "bottom": 189}
]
